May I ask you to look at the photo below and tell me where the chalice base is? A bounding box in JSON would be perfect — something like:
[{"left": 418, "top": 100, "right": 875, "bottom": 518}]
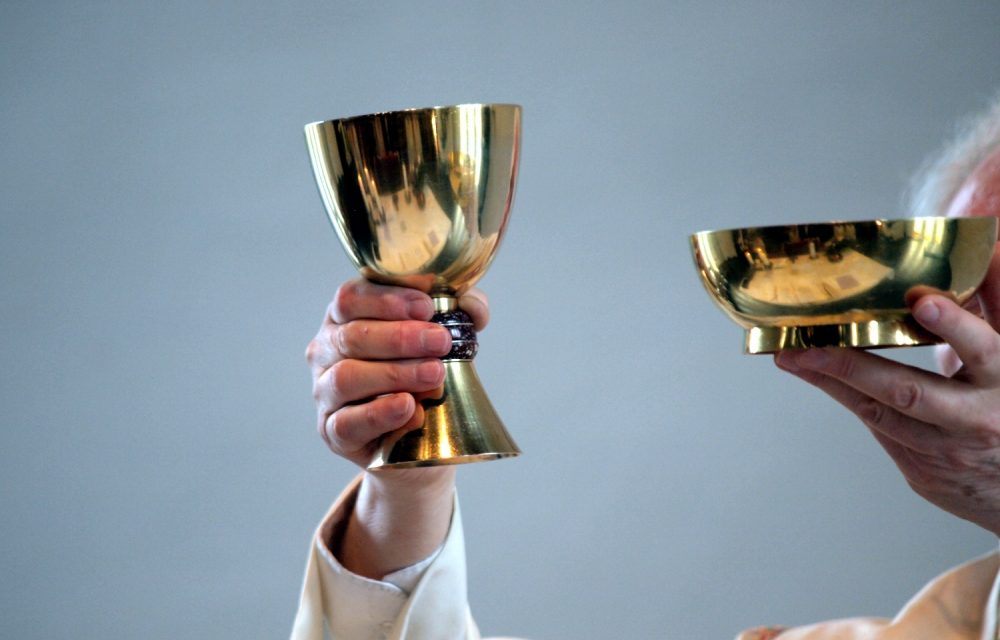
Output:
[
  {"left": 367, "top": 360, "right": 521, "bottom": 470},
  {"left": 745, "top": 317, "right": 939, "bottom": 354}
]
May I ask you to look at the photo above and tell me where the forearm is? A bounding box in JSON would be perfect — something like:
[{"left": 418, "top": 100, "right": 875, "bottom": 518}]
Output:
[{"left": 335, "top": 467, "right": 456, "bottom": 580}]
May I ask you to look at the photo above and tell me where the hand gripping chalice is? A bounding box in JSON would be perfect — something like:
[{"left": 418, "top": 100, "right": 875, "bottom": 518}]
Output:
[{"left": 304, "top": 104, "right": 522, "bottom": 470}]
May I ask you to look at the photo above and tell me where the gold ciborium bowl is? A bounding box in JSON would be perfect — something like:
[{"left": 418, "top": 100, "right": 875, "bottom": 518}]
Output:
[
  {"left": 690, "top": 217, "right": 997, "bottom": 354},
  {"left": 304, "top": 103, "right": 521, "bottom": 469}
]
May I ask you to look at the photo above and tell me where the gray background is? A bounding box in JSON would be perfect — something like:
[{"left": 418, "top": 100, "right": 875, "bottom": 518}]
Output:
[{"left": 3, "top": 1, "right": 1000, "bottom": 638}]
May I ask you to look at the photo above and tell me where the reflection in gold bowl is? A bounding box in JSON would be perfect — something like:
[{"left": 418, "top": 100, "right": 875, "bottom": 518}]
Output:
[{"left": 690, "top": 217, "right": 997, "bottom": 353}]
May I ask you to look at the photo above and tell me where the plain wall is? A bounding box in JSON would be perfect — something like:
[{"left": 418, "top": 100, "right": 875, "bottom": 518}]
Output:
[{"left": 3, "top": 1, "right": 1000, "bottom": 638}]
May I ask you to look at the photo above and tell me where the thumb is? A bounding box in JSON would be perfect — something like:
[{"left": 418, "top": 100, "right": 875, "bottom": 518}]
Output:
[
  {"left": 977, "top": 244, "right": 1000, "bottom": 332},
  {"left": 458, "top": 288, "right": 490, "bottom": 331}
]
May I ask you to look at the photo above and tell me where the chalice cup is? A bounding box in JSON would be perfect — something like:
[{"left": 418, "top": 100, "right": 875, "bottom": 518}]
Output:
[{"left": 304, "top": 104, "right": 522, "bottom": 470}]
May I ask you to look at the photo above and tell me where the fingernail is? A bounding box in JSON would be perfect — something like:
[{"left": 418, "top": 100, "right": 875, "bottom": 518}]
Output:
[
  {"left": 914, "top": 299, "right": 940, "bottom": 325},
  {"left": 774, "top": 351, "right": 800, "bottom": 372},
  {"left": 420, "top": 328, "right": 450, "bottom": 354},
  {"left": 796, "top": 349, "right": 829, "bottom": 369},
  {"left": 408, "top": 298, "right": 433, "bottom": 320},
  {"left": 417, "top": 361, "right": 443, "bottom": 384}
]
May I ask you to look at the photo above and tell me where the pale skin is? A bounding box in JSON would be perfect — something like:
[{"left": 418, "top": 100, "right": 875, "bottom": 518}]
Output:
[
  {"left": 774, "top": 146, "right": 1000, "bottom": 536},
  {"left": 307, "top": 146, "right": 1000, "bottom": 581},
  {"left": 305, "top": 281, "right": 489, "bottom": 579}
]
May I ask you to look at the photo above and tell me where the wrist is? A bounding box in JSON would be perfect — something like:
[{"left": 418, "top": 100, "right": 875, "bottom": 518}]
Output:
[
  {"left": 362, "top": 466, "right": 456, "bottom": 504},
  {"left": 339, "top": 467, "right": 456, "bottom": 579}
]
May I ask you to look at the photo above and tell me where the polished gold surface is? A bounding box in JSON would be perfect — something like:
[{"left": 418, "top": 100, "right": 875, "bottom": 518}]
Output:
[
  {"left": 690, "top": 217, "right": 997, "bottom": 353},
  {"left": 305, "top": 104, "right": 521, "bottom": 469},
  {"left": 369, "top": 359, "right": 519, "bottom": 469},
  {"left": 305, "top": 104, "right": 520, "bottom": 297}
]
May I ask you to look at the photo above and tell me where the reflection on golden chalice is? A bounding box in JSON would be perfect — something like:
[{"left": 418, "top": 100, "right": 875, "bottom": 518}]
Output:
[
  {"left": 305, "top": 104, "right": 521, "bottom": 469},
  {"left": 690, "top": 217, "right": 997, "bottom": 353}
]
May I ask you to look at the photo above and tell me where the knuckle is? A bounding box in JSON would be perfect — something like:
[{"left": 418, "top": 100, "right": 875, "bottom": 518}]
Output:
[
  {"left": 857, "top": 397, "right": 886, "bottom": 426},
  {"left": 899, "top": 456, "right": 936, "bottom": 493},
  {"left": 792, "top": 368, "right": 823, "bottom": 386},
  {"left": 335, "top": 323, "right": 362, "bottom": 358},
  {"left": 966, "top": 406, "right": 1000, "bottom": 446},
  {"left": 328, "top": 361, "right": 355, "bottom": 399},
  {"left": 390, "top": 324, "right": 407, "bottom": 353},
  {"left": 890, "top": 380, "right": 921, "bottom": 411},
  {"left": 332, "top": 283, "right": 358, "bottom": 320},
  {"left": 941, "top": 448, "right": 971, "bottom": 472},
  {"left": 304, "top": 339, "right": 319, "bottom": 363},
  {"left": 384, "top": 364, "right": 404, "bottom": 387},
  {"left": 317, "top": 414, "right": 333, "bottom": 447},
  {"left": 328, "top": 410, "right": 354, "bottom": 444},
  {"left": 904, "top": 475, "right": 937, "bottom": 500},
  {"left": 976, "top": 426, "right": 1000, "bottom": 448},
  {"left": 830, "top": 352, "right": 855, "bottom": 379},
  {"left": 965, "top": 337, "right": 1000, "bottom": 371},
  {"left": 333, "top": 325, "right": 349, "bottom": 357},
  {"left": 364, "top": 402, "right": 382, "bottom": 431}
]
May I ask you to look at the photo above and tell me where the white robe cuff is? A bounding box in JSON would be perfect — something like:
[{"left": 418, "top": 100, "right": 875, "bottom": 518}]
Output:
[{"left": 291, "top": 475, "right": 479, "bottom": 640}]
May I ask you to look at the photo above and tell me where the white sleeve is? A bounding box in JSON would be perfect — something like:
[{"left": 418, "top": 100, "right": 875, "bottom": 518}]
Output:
[
  {"left": 735, "top": 550, "right": 1000, "bottom": 640},
  {"left": 290, "top": 475, "right": 480, "bottom": 640}
]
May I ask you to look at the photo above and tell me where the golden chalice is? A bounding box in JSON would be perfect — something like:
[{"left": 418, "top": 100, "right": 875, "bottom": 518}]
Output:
[
  {"left": 691, "top": 217, "right": 997, "bottom": 353},
  {"left": 305, "top": 104, "right": 521, "bottom": 469}
]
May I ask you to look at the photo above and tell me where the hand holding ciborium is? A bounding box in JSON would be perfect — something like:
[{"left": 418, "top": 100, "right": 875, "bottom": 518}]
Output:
[{"left": 304, "top": 104, "right": 521, "bottom": 470}]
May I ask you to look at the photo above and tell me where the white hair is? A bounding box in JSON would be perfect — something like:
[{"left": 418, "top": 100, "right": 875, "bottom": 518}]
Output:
[{"left": 908, "top": 93, "right": 1000, "bottom": 217}]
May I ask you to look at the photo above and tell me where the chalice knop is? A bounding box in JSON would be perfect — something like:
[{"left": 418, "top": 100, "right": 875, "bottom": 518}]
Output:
[{"left": 305, "top": 104, "right": 521, "bottom": 469}]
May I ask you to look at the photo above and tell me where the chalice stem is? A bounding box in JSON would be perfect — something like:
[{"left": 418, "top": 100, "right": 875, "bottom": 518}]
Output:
[{"left": 366, "top": 294, "right": 520, "bottom": 470}]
